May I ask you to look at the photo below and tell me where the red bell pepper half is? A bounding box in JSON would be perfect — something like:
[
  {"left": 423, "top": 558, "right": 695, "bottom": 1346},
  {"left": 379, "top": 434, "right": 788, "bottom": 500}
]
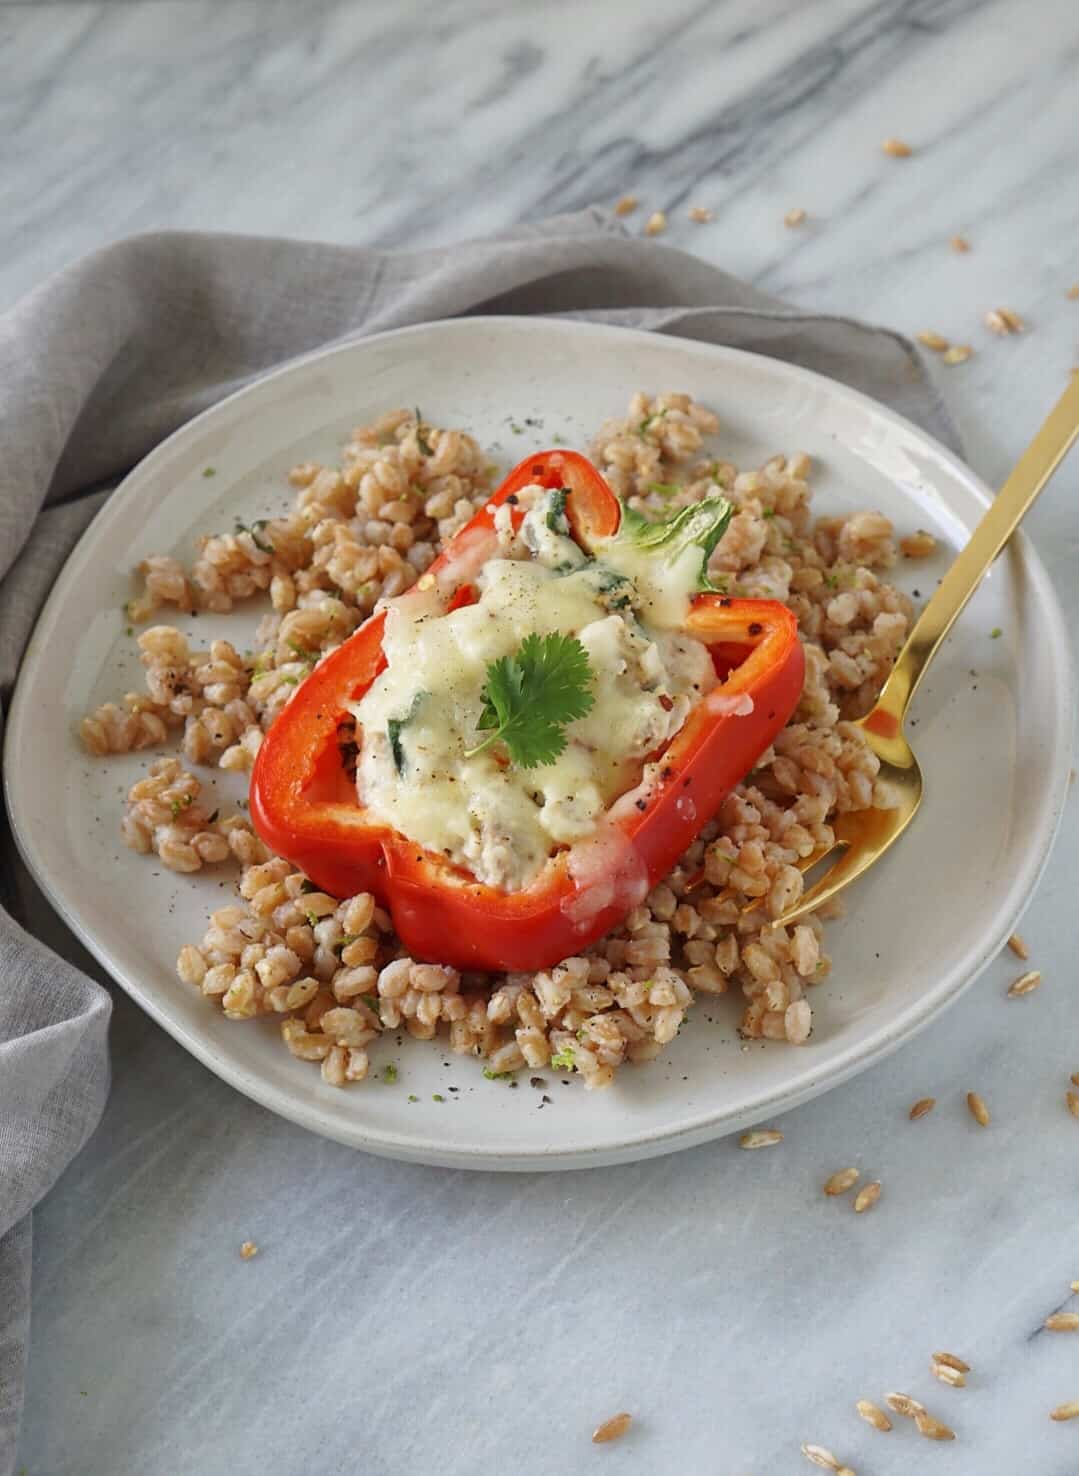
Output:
[{"left": 250, "top": 451, "right": 804, "bottom": 972}]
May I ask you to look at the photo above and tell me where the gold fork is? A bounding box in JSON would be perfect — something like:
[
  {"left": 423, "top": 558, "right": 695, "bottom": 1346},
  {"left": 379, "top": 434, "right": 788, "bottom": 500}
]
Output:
[{"left": 765, "top": 372, "right": 1079, "bottom": 929}]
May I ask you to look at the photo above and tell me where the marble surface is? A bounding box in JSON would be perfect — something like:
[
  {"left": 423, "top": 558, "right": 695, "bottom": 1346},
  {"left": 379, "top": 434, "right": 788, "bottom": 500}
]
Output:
[{"left": 6, "top": 1, "right": 1079, "bottom": 1473}]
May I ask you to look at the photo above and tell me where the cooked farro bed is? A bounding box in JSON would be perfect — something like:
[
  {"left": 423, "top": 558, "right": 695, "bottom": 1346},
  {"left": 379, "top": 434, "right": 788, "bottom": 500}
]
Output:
[{"left": 80, "top": 393, "right": 927, "bottom": 1090}]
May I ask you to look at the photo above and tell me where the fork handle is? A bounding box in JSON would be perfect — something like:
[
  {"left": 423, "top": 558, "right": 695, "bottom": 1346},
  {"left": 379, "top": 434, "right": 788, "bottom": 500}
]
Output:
[{"left": 875, "top": 372, "right": 1079, "bottom": 722}]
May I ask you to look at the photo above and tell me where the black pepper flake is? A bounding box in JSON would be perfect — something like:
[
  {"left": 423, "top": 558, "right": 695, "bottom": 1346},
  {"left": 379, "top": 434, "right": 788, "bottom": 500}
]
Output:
[
  {"left": 719, "top": 597, "right": 731, "bottom": 608},
  {"left": 529, "top": 1076, "right": 546, "bottom": 1089},
  {"left": 506, "top": 494, "right": 519, "bottom": 505},
  {"left": 682, "top": 776, "right": 691, "bottom": 788},
  {"left": 635, "top": 798, "right": 647, "bottom": 811},
  {"left": 747, "top": 622, "right": 763, "bottom": 636}
]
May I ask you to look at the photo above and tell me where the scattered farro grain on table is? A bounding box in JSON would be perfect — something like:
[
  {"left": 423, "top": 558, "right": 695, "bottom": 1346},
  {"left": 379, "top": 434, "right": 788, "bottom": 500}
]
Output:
[
  {"left": 950, "top": 235, "right": 971, "bottom": 252},
  {"left": 613, "top": 195, "right": 639, "bottom": 216},
  {"left": 855, "top": 1399, "right": 892, "bottom": 1432},
  {"left": 239, "top": 1240, "right": 259, "bottom": 1260},
  {"left": 784, "top": 207, "right": 807, "bottom": 228},
  {"left": 1007, "top": 932, "right": 1029, "bottom": 959},
  {"left": 966, "top": 1090, "right": 990, "bottom": 1126},
  {"left": 853, "top": 1181, "right": 881, "bottom": 1214},
  {"left": 1008, "top": 969, "right": 1042, "bottom": 997},
  {"left": 823, "top": 1166, "right": 860, "bottom": 1196},
  {"left": 643, "top": 211, "right": 667, "bottom": 236},
  {"left": 592, "top": 1412, "right": 632, "bottom": 1444},
  {"left": 1050, "top": 1402, "right": 1079, "bottom": 1421},
  {"left": 931, "top": 1361, "right": 966, "bottom": 1388},
  {"left": 916, "top": 331, "right": 950, "bottom": 352},
  {"left": 985, "top": 308, "right": 1025, "bottom": 335},
  {"left": 740, "top": 1128, "right": 783, "bottom": 1150},
  {"left": 1071, "top": 1281, "right": 1079, "bottom": 1293},
  {"left": 1068, "top": 284, "right": 1079, "bottom": 300},
  {"left": 932, "top": 1352, "right": 971, "bottom": 1373},
  {"left": 881, "top": 137, "right": 912, "bottom": 157},
  {"left": 1045, "top": 1313, "right": 1079, "bottom": 1332},
  {"left": 1066, "top": 1090, "right": 1079, "bottom": 1119},
  {"left": 885, "top": 1393, "right": 926, "bottom": 1419},
  {"left": 909, "top": 1096, "right": 936, "bottom": 1120},
  {"left": 1071, "top": 1073, "right": 1079, "bottom": 1088},
  {"left": 800, "top": 1444, "right": 840, "bottom": 1470},
  {"left": 687, "top": 205, "right": 713, "bottom": 223},
  {"left": 915, "top": 1410, "right": 956, "bottom": 1441},
  {"left": 943, "top": 344, "right": 973, "bottom": 365}
]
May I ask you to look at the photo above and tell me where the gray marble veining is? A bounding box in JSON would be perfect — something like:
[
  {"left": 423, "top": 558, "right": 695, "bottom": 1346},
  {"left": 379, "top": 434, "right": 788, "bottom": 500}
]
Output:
[{"left": 5, "top": 1, "right": 1079, "bottom": 1473}]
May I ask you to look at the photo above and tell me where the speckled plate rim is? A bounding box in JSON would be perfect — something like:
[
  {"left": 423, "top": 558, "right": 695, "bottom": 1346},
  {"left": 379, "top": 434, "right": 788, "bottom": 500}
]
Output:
[{"left": 4, "top": 316, "right": 1074, "bottom": 1170}]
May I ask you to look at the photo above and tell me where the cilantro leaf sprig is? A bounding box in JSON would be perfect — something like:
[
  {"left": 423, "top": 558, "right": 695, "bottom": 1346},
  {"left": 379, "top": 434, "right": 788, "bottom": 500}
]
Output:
[{"left": 465, "top": 632, "right": 594, "bottom": 768}]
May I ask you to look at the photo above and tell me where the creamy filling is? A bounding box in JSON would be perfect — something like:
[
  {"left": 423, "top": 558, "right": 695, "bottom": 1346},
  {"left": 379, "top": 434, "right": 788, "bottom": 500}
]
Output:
[{"left": 351, "top": 487, "right": 718, "bottom": 892}]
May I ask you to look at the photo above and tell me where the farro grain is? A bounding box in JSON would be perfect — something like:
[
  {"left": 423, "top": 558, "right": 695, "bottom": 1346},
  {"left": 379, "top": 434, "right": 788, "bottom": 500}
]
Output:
[
  {"left": 1051, "top": 1402, "right": 1079, "bottom": 1421},
  {"left": 643, "top": 211, "right": 667, "bottom": 236},
  {"left": 943, "top": 345, "right": 973, "bottom": 365},
  {"left": 855, "top": 1400, "right": 892, "bottom": 1432},
  {"left": 1072, "top": 1073, "right": 1079, "bottom": 1088},
  {"left": 885, "top": 1393, "right": 925, "bottom": 1419},
  {"left": 916, "top": 331, "right": 949, "bottom": 352},
  {"left": 966, "top": 1090, "right": 990, "bottom": 1126},
  {"left": 824, "top": 1167, "right": 859, "bottom": 1196},
  {"left": 932, "top": 1352, "right": 971, "bottom": 1373},
  {"left": 591, "top": 1412, "right": 632, "bottom": 1443},
  {"left": 688, "top": 206, "right": 713, "bottom": 223},
  {"left": 1007, "top": 932, "right": 1029, "bottom": 959},
  {"left": 899, "top": 530, "right": 936, "bottom": 557},
  {"left": 800, "top": 1444, "right": 840, "bottom": 1470},
  {"left": 740, "top": 1128, "right": 783, "bottom": 1150},
  {"left": 1066, "top": 1090, "right": 1079, "bottom": 1119},
  {"left": 1071, "top": 1282, "right": 1079, "bottom": 1293},
  {"left": 909, "top": 1096, "right": 936, "bottom": 1120},
  {"left": 239, "top": 1241, "right": 258, "bottom": 1259},
  {"left": 985, "top": 307, "right": 1024, "bottom": 335},
  {"left": 915, "top": 1411, "right": 956, "bottom": 1441},
  {"left": 931, "top": 1361, "right": 966, "bottom": 1387},
  {"left": 950, "top": 235, "right": 971, "bottom": 252},
  {"left": 853, "top": 1181, "right": 881, "bottom": 1214},
  {"left": 1045, "top": 1313, "right": 1079, "bottom": 1331},
  {"left": 784, "top": 207, "right": 807, "bottom": 227},
  {"left": 1007, "top": 969, "right": 1042, "bottom": 997},
  {"left": 613, "top": 196, "right": 639, "bottom": 216},
  {"left": 881, "top": 137, "right": 912, "bottom": 157}
]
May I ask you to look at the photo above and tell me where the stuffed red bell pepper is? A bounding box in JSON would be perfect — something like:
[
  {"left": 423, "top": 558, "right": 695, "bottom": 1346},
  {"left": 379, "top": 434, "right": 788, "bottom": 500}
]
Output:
[{"left": 250, "top": 450, "right": 804, "bottom": 972}]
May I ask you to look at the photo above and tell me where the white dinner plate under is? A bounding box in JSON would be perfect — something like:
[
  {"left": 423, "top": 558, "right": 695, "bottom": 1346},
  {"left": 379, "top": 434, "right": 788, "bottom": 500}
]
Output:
[{"left": 4, "top": 318, "right": 1072, "bottom": 1169}]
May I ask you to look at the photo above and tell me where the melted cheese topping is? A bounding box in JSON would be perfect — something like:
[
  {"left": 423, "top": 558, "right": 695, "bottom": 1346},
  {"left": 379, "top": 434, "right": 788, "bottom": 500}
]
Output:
[{"left": 352, "top": 489, "right": 716, "bottom": 892}]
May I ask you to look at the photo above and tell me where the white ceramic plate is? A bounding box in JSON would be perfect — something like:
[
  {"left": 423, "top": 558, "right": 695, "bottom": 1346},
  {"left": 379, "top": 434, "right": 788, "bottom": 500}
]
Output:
[{"left": 5, "top": 318, "right": 1072, "bottom": 1170}]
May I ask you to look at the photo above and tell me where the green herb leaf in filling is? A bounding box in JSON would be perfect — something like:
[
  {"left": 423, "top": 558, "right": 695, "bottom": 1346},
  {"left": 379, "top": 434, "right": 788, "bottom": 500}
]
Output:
[
  {"left": 614, "top": 494, "right": 734, "bottom": 592},
  {"left": 465, "top": 632, "right": 594, "bottom": 768},
  {"left": 387, "top": 691, "right": 427, "bottom": 775}
]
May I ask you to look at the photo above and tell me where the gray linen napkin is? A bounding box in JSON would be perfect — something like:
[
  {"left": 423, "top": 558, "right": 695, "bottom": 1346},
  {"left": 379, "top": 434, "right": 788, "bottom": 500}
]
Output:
[{"left": 0, "top": 207, "right": 959, "bottom": 1474}]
